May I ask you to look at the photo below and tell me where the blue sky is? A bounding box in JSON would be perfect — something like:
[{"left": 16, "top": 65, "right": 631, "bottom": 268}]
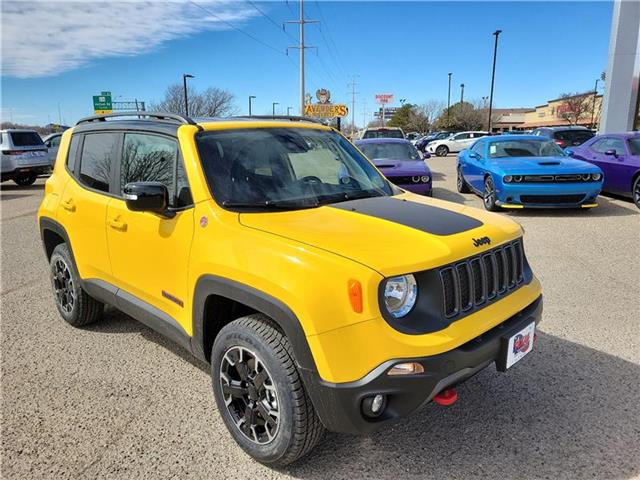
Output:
[{"left": 1, "top": 1, "right": 613, "bottom": 127}]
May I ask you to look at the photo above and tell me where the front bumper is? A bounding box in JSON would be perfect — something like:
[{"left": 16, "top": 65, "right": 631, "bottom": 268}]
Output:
[
  {"left": 1, "top": 165, "right": 51, "bottom": 181},
  {"left": 496, "top": 182, "right": 602, "bottom": 208},
  {"left": 302, "top": 295, "right": 543, "bottom": 435},
  {"left": 397, "top": 182, "right": 432, "bottom": 196}
]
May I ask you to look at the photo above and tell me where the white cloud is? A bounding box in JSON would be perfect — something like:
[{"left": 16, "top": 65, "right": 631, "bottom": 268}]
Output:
[{"left": 1, "top": 0, "right": 258, "bottom": 78}]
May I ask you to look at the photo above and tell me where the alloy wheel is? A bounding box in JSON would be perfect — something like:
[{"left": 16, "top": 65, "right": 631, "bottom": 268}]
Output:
[
  {"left": 457, "top": 169, "right": 463, "bottom": 190},
  {"left": 52, "top": 259, "right": 75, "bottom": 314},
  {"left": 220, "top": 346, "right": 280, "bottom": 445},
  {"left": 634, "top": 178, "right": 640, "bottom": 208},
  {"left": 484, "top": 178, "right": 495, "bottom": 208}
]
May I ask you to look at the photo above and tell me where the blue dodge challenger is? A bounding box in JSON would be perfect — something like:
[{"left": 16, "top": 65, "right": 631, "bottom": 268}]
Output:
[{"left": 457, "top": 135, "right": 604, "bottom": 211}]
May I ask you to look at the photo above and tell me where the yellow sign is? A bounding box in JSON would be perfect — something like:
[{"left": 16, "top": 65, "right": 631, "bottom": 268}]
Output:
[
  {"left": 94, "top": 109, "right": 113, "bottom": 115},
  {"left": 304, "top": 104, "right": 348, "bottom": 118}
]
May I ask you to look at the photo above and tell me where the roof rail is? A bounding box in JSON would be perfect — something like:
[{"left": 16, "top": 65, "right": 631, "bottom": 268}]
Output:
[
  {"left": 231, "top": 115, "right": 326, "bottom": 125},
  {"left": 76, "top": 111, "right": 197, "bottom": 126}
]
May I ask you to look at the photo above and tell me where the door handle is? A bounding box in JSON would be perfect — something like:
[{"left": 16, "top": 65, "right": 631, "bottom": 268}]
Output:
[
  {"left": 107, "top": 217, "right": 127, "bottom": 231},
  {"left": 61, "top": 198, "right": 76, "bottom": 212}
]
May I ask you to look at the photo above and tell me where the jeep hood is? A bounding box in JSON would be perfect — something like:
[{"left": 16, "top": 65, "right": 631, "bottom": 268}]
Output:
[{"left": 239, "top": 194, "right": 522, "bottom": 276}]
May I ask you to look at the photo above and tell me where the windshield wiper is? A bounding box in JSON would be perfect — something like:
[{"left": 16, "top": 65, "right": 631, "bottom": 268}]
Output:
[
  {"left": 222, "top": 199, "right": 319, "bottom": 210},
  {"left": 316, "top": 189, "right": 387, "bottom": 205}
]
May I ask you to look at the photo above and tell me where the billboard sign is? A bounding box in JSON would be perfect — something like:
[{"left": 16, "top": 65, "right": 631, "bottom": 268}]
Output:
[
  {"left": 375, "top": 93, "right": 394, "bottom": 104},
  {"left": 304, "top": 103, "right": 348, "bottom": 118}
]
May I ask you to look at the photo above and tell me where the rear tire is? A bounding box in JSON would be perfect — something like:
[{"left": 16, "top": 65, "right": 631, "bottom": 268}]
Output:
[
  {"left": 13, "top": 172, "right": 37, "bottom": 186},
  {"left": 457, "top": 167, "right": 471, "bottom": 193},
  {"left": 50, "top": 244, "right": 104, "bottom": 327},
  {"left": 435, "top": 145, "right": 449, "bottom": 157},
  {"left": 211, "top": 314, "right": 324, "bottom": 467}
]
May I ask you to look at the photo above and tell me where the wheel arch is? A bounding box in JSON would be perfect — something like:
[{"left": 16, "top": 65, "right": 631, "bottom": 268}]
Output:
[
  {"left": 191, "top": 274, "right": 317, "bottom": 374},
  {"left": 39, "top": 216, "right": 73, "bottom": 262}
]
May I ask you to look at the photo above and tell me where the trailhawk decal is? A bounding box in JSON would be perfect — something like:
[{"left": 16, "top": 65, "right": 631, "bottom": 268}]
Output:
[{"left": 330, "top": 197, "right": 483, "bottom": 236}]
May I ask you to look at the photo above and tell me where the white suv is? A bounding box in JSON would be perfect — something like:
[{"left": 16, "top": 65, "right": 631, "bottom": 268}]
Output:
[
  {"left": 1, "top": 129, "right": 50, "bottom": 186},
  {"left": 427, "top": 131, "right": 488, "bottom": 157}
]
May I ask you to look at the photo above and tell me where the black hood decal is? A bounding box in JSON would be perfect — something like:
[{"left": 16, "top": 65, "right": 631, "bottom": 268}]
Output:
[{"left": 330, "top": 197, "right": 483, "bottom": 236}]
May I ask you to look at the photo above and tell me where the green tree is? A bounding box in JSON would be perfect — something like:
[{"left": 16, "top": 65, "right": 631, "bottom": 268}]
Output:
[
  {"left": 387, "top": 104, "right": 415, "bottom": 131},
  {"left": 434, "top": 101, "right": 484, "bottom": 131}
]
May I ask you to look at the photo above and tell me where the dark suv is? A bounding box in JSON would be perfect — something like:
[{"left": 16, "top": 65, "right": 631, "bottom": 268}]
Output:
[{"left": 531, "top": 126, "right": 594, "bottom": 149}]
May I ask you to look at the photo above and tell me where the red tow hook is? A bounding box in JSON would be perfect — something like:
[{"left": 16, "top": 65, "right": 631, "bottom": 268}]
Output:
[{"left": 433, "top": 388, "right": 458, "bottom": 406}]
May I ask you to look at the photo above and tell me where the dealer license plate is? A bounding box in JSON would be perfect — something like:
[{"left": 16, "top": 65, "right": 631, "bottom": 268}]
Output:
[{"left": 504, "top": 322, "right": 535, "bottom": 369}]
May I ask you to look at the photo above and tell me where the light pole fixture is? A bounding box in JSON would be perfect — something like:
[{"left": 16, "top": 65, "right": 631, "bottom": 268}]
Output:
[
  {"left": 287, "top": 106, "right": 293, "bottom": 115},
  {"left": 249, "top": 95, "right": 256, "bottom": 116},
  {"left": 460, "top": 83, "right": 465, "bottom": 104},
  {"left": 487, "top": 30, "right": 502, "bottom": 133},
  {"left": 447, "top": 73, "right": 452, "bottom": 123},
  {"left": 183, "top": 74, "right": 194, "bottom": 116},
  {"left": 272, "top": 102, "right": 279, "bottom": 116}
]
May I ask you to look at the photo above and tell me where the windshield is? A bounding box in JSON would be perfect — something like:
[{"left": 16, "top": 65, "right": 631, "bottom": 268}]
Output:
[
  {"left": 362, "top": 129, "right": 404, "bottom": 139},
  {"left": 488, "top": 139, "right": 565, "bottom": 158},
  {"left": 196, "top": 127, "right": 393, "bottom": 210},
  {"left": 10, "top": 131, "right": 44, "bottom": 147},
  {"left": 628, "top": 137, "right": 640, "bottom": 156},
  {"left": 359, "top": 142, "right": 420, "bottom": 160}
]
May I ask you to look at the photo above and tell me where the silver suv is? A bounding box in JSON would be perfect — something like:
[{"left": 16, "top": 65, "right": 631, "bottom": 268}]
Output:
[{"left": 1, "top": 129, "right": 50, "bottom": 186}]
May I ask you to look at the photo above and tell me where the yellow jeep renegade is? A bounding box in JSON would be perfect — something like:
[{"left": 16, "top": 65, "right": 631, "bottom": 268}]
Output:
[{"left": 38, "top": 112, "right": 542, "bottom": 466}]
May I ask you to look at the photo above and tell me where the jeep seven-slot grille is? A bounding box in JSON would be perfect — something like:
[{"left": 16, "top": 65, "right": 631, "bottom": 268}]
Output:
[{"left": 439, "top": 239, "right": 525, "bottom": 318}]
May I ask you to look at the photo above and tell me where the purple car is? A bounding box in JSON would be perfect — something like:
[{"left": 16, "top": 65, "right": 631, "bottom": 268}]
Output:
[
  {"left": 355, "top": 138, "right": 432, "bottom": 196},
  {"left": 566, "top": 133, "right": 640, "bottom": 208}
]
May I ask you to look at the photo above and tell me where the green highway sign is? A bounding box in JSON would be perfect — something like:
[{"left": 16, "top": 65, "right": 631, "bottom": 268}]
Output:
[{"left": 93, "top": 93, "right": 112, "bottom": 114}]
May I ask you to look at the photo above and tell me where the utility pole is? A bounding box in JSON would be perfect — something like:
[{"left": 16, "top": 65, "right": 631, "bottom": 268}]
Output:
[
  {"left": 591, "top": 79, "right": 599, "bottom": 128},
  {"left": 285, "top": 0, "right": 318, "bottom": 115},
  {"left": 460, "top": 83, "right": 465, "bottom": 104},
  {"left": 57, "top": 102, "right": 62, "bottom": 124},
  {"left": 272, "top": 102, "right": 279, "bottom": 116},
  {"left": 183, "top": 73, "right": 194, "bottom": 116},
  {"left": 487, "top": 29, "right": 502, "bottom": 133},
  {"left": 447, "top": 73, "right": 452, "bottom": 124},
  {"left": 348, "top": 76, "right": 359, "bottom": 133},
  {"left": 249, "top": 95, "right": 256, "bottom": 116},
  {"left": 287, "top": 106, "right": 293, "bottom": 115}
]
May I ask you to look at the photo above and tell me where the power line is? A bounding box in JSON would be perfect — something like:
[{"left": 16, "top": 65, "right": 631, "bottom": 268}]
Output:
[{"left": 247, "top": 0, "right": 296, "bottom": 42}]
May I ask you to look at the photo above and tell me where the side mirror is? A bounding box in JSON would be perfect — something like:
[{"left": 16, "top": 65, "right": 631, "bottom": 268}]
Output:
[
  {"left": 604, "top": 149, "right": 617, "bottom": 157},
  {"left": 45, "top": 141, "right": 51, "bottom": 148},
  {"left": 123, "top": 182, "right": 174, "bottom": 218},
  {"left": 564, "top": 148, "right": 574, "bottom": 156},
  {"left": 469, "top": 151, "right": 480, "bottom": 159},
  {"left": 423, "top": 152, "right": 431, "bottom": 159}
]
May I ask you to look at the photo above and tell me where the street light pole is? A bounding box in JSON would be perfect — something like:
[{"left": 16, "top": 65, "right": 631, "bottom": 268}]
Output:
[
  {"left": 287, "top": 106, "right": 293, "bottom": 115},
  {"left": 460, "top": 84, "right": 465, "bottom": 104},
  {"left": 591, "top": 79, "right": 599, "bottom": 128},
  {"left": 487, "top": 30, "right": 502, "bottom": 133},
  {"left": 272, "top": 102, "right": 279, "bottom": 116},
  {"left": 447, "top": 73, "right": 452, "bottom": 124},
  {"left": 249, "top": 95, "right": 256, "bottom": 116},
  {"left": 183, "top": 73, "right": 194, "bottom": 116}
]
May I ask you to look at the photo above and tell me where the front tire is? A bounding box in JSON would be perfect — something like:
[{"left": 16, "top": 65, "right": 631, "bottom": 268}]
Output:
[
  {"left": 483, "top": 176, "right": 501, "bottom": 212},
  {"left": 211, "top": 314, "right": 324, "bottom": 467},
  {"left": 49, "top": 244, "right": 104, "bottom": 326},
  {"left": 457, "top": 167, "right": 471, "bottom": 193},
  {"left": 633, "top": 175, "right": 640, "bottom": 209},
  {"left": 435, "top": 145, "right": 449, "bottom": 157},
  {"left": 14, "top": 172, "right": 37, "bottom": 186}
]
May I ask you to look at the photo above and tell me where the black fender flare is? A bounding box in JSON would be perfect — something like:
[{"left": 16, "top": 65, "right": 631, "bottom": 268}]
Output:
[
  {"left": 39, "top": 217, "right": 74, "bottom": 262},
  {"left": 191, "top": 274, "right": 318, "bottom": 373}
]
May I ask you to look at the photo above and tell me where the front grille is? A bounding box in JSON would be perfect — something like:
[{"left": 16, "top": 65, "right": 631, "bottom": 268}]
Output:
[
  {"left": 439, "top": 239, "right": 525, "bottom": 318},
  {"left": 520, "top": 194, "right": 584, "bottom": 204},
  {"left": 521, "top": 174, "right": 595, "bottom": 183},
  {"left": 388, "top": 175, "right": 428, "bottom": 185}
]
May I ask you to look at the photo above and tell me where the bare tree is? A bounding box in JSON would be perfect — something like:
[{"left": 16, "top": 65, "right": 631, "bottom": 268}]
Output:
[
  {"left": 151, "top": 84, "right": 237, "bottom": 117},
  {"left": 558, "top": 92, "right": 593, "bottom": 126}
]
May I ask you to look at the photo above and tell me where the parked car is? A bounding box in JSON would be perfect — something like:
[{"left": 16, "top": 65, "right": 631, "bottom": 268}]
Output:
[
  {"left": 355, "top": 138, "right": 432, "bottom": 195},
  {"left": 1, "top": 129, "right": 50, "bottom": 186},
  {"left": 415, "top": 131, "right": 453, "bottom": 153},
  {"left": 457, "top": 134, "right": 603, "bottom": 210},
  {"left": 405, "top": 132, "right": 421, "bottom": 142},
  {"left": 43, "top": 132, "right": 63, "bottom": 166},
  {"left": 427, "top": 131, "right": 489, "bottom": 157},
  {"left": 359, "top": 126, "right": 405, "bottom": 139},
  {"left": 531, "top": 126, "right": 594, "bottom": 148},
  {"left": 39, "top": 112, "right": 542, "bottom": 466},
  {"left": 566, "top": 132, "right": 640, "bottom": 208}
]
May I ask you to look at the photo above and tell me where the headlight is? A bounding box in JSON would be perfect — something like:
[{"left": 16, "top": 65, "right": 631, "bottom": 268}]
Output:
[
  {"left": 383, "top": 274, "right": 418, "bottom": 318},
  {"left": 513, "top": 175, "right": 523, "bottom": 182},
  {"left": 411, "top": 176, "right": 421, "bottom": 183},
  {"left": 581, "top": 174, "right": 591, "bottom": 181},
  {"left": 421, "top": 175, "right": 430, "bottom": 183},
  {"left": 591, "top": 173, "right": 602, "bottom": 181},
  {"left": 504, "top": 175, "right": 513, "bottom": 183}
]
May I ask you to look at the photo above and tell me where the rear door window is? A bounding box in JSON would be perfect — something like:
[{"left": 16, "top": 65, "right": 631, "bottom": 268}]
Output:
[
  {"left": 79, "top": 132, "right": 119, "bottom": 193},
  {"left": 10, "top": 131, "right": 44, "bottom": 147}
]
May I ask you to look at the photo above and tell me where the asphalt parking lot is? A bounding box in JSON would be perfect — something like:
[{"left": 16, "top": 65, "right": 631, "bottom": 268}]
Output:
[{"left": 2, "top": 156, "right": 639, "bottom": 480}]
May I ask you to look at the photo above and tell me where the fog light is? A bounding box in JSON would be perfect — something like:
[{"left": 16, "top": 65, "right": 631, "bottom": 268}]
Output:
[
  {"left": 388, "top": 362, "right": 424, "bottom": 376},
  {"left": 362, "top": 394, "right": 387, "bottom": 418}
]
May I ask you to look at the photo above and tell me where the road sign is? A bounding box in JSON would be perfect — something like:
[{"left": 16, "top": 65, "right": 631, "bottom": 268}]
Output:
[
  {"left": 93, "top": 94, "right": 112, "bottom": 114},
  {"left": 375, "top": 94, "right": 394, "bottom": 104},
  {"left": 304, "top": 104, "right": 348, "bottom": 118}
]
